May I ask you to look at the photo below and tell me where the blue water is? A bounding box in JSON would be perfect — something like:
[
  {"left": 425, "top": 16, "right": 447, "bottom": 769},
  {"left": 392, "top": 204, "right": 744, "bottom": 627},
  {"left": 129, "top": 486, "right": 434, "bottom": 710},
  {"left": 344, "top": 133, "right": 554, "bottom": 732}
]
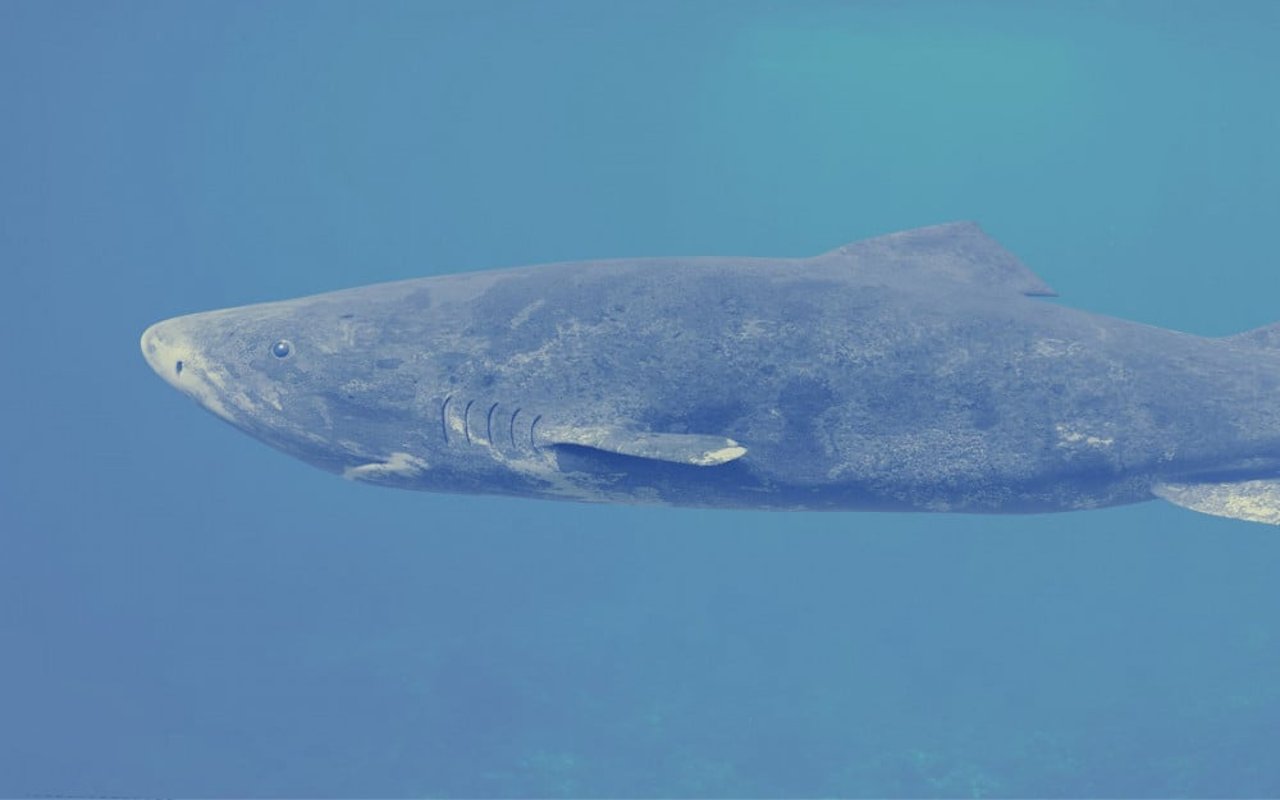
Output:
[{"left": 4, "top": 1, "right": 1280, "bottom": 795}]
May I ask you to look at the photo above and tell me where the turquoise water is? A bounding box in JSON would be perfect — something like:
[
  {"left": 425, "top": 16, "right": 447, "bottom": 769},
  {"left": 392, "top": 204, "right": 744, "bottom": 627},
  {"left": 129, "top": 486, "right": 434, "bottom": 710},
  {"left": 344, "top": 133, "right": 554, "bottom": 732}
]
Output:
[{"left": 4, "top": 1, "right": 1280, "bottom": 795}]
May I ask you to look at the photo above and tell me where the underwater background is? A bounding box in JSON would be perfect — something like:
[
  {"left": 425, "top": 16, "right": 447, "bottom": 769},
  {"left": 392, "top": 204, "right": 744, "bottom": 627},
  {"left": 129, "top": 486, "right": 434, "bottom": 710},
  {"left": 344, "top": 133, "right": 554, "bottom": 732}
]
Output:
[{"left": 4, "top": 1, "right": 1280, "bottom": 796}]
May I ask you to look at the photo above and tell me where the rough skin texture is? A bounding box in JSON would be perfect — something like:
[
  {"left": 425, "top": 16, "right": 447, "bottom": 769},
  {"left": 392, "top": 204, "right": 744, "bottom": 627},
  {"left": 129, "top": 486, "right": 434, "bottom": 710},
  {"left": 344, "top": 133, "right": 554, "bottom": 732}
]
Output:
[{"left": 140, "top": 223, "right": 1280, "bottom": 514}]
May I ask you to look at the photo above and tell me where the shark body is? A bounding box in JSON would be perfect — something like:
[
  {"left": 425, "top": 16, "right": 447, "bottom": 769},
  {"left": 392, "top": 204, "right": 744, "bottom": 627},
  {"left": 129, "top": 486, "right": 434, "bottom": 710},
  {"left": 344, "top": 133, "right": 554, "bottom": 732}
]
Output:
[{"left": 141, "top": 222, "right": 1280, "bottom": 524}]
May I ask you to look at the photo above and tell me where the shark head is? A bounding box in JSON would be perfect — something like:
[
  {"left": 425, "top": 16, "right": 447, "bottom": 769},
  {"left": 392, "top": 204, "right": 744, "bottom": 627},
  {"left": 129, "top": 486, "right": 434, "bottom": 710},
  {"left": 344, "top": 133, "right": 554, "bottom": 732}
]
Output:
[{"left": 140, "top": 284, "right": 443, "bottom": 478}]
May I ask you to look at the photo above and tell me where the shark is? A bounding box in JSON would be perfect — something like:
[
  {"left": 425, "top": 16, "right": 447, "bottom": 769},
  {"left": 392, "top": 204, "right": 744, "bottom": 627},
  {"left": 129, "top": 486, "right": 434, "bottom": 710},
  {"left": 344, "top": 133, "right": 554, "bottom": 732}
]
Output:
[{"left": 140, "top": 222, "right": 1280, "bottom": 524}]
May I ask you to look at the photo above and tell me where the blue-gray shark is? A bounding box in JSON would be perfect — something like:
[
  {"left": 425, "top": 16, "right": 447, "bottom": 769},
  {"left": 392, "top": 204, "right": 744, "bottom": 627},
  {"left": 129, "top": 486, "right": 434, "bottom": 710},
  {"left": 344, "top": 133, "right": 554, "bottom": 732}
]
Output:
[{"left": 140, "top": 222, "right": 1280, "bottom": 524}]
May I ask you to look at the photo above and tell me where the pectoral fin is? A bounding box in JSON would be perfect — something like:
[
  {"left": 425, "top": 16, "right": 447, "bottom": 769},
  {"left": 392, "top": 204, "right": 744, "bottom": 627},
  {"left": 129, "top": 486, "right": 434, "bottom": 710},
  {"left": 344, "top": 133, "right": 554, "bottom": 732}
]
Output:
[
  {"left": 540, "top": 425, "right": 747, "bottom": 466},
  {"left": 1152, "top": 478, "right": 1280, "bottom": 525}
]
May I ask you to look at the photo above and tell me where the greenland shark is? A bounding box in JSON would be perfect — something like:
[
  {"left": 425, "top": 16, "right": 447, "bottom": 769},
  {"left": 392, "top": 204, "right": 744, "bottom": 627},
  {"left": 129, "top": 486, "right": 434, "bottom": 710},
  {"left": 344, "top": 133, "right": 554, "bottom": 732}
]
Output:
[{"left": 140, "top": 222, "right": 1280, "bottom": 524}]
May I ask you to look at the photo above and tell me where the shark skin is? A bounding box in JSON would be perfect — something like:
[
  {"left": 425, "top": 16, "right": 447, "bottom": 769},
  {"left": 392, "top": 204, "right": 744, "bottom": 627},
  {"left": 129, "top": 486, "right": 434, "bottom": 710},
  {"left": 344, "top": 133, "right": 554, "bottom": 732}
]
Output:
[{"left": 140, "top": 222, "right": 1280, "bottom": 524}]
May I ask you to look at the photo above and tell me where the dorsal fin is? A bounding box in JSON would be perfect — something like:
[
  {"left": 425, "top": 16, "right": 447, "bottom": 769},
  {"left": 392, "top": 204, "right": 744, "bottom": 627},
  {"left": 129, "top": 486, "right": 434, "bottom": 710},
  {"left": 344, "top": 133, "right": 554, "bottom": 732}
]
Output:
[
  {"left": 821, "top": 222, "right": 1057, "bottom": 297},
  {"left": 1223, "top": 320, "right": 1280, "bottom": 349}
]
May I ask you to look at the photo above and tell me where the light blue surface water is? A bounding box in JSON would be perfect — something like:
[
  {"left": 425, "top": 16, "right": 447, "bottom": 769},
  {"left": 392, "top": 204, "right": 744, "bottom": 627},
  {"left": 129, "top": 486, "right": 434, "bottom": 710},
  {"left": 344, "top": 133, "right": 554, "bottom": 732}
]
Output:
[{"left": 3, "top": 1, "right": 1279, "bottom": 796}]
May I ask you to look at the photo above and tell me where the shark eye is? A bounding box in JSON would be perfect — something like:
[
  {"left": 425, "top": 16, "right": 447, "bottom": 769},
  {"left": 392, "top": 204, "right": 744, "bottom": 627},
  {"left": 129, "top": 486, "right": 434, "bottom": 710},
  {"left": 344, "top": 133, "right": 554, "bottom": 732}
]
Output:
[{"left": 271, "top": 340, "right": 293, "bottom": 359}]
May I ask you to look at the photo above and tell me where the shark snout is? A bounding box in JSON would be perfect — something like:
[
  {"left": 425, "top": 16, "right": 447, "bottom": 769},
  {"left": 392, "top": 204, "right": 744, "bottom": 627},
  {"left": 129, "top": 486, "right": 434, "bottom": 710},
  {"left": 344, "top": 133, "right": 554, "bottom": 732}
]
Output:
[
  {"left": 140, "top": 316, "right": 236, "bottom": 421},
  {"left": 140, "top": 319, "right": 187, "bottom": 386}
]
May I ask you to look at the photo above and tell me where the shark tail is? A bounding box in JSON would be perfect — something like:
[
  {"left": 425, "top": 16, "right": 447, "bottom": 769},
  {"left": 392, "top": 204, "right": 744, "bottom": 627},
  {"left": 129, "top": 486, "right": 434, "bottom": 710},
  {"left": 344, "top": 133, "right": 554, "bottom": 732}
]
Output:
[
  {"left": 1167, "top": 320, "right": 1280, "bottom": 523},
  {"left": 1159, "top": 320, "right": 1280, "bottom": 523}
]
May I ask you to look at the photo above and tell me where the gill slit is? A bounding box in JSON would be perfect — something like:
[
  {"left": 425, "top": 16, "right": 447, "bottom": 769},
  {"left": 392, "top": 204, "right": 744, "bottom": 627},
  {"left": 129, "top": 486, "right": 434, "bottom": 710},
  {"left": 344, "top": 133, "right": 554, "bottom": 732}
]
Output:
[
  {"left": 446, "top": 395, "right": 543, "bottom": 454},
  {"left": 486, "top": 402, "right": 500, "bottom": 445},
  {"left": 462, "top": 399, "right": 475, "bottom": 444}
]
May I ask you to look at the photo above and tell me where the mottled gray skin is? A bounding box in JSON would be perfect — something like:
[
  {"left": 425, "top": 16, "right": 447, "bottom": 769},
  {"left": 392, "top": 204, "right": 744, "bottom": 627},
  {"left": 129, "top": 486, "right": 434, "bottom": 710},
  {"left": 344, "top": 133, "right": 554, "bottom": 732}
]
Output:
[{"left": 140, "top": 223, "right": 1280, "bottom": 512}]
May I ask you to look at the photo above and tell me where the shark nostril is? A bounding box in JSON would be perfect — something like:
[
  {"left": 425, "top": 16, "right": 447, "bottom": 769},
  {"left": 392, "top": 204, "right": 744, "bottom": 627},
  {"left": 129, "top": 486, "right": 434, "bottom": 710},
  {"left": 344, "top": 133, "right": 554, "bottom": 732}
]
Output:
[{"left": 175, "top": 360, "right": 184, "bottom": 376}]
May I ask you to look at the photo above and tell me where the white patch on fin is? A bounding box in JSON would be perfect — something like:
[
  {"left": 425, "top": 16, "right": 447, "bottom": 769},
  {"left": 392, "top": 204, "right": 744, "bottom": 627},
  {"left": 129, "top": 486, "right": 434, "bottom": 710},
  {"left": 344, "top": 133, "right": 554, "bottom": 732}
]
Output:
[
  {"left": 1152, "top": 478, "right": 1280, "bottom": 525},
  {"left": 540, "top": 425, "right": 747, "bottom": 467},
  {"left": 690, "top": 445, "right": 748, "bottom": 466},
  {"left": 344, "top": 452, "right": 428, "bottom": 482}
]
